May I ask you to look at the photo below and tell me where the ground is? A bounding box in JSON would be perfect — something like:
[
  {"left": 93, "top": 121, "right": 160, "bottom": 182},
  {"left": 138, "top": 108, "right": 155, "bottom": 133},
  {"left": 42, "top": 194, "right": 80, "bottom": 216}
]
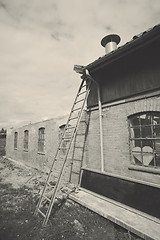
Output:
[{"left": 0, "top": 157, "right": 142, "bottom": 240}]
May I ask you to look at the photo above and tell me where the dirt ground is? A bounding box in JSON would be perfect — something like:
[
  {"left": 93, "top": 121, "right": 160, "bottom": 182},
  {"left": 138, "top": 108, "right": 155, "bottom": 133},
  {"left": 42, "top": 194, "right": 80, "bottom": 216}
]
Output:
[{"left": 0, "top": 157, "right": 142, "bottom": 240}]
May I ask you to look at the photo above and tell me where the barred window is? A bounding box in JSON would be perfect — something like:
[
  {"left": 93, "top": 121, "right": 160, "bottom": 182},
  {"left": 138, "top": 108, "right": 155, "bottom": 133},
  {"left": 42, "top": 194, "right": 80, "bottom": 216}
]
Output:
[
  {"left": 129, "top": 112, "right": 160, "bottom": 168},
  {"left": 38, "top": 127, "right": 45, "bottom": 153},
  {"left": 24, "top": 130, "right": 29, "bottom": 150},
  {"left": 14, "top": 132, "right": 18, "bottom": 149}
]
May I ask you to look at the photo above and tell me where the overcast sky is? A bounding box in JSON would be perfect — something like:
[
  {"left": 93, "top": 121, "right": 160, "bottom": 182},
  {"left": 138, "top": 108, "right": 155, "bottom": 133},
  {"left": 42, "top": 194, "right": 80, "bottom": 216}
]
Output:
[{"left": 0, "top": 0, "right": 160, "bottom": 129}]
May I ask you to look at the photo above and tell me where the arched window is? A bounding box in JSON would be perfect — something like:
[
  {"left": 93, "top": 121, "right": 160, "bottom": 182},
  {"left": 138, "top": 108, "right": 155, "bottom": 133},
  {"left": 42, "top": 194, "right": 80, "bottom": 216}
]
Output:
[
  {"left": 24, "top": 130, "right": 29, "bottom": 150},
  {"left": 14, "top": 132, "right": 18, "bottom": 149},
  {"left": 128, "top": 112, "right": 160, "bottom": 168},
  {"left": 38, "top": 127, "right": 45, "bottom": 153}
]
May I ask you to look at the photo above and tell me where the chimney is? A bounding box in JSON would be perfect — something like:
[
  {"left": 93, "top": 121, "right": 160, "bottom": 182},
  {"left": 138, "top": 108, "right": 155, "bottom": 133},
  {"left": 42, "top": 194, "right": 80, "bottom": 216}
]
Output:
[{"left": 101, "top": 34, "right": 121, "bottom": 54}]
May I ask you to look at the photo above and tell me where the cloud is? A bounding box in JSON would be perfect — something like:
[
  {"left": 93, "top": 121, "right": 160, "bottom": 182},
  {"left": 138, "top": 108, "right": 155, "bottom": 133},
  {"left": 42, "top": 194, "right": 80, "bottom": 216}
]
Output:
[{"left": 0, "top": 0, "right": 160, "bottom": 128}]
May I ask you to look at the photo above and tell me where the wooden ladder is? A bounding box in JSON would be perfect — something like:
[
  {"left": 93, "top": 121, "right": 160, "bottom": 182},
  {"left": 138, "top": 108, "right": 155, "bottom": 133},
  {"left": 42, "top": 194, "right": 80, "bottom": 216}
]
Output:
[
  {"left": 69, "top": 114, "right": 89, "bottom": 185},
  {"left": 34, "top": 75, "right": 91, "bottom": 226}
]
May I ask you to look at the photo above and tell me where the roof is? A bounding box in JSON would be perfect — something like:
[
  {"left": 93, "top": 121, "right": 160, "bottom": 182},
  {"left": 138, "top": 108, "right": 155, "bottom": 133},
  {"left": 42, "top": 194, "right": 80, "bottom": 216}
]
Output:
[{"left": 86, "top": 24, "right": 160, "bottom": 74}]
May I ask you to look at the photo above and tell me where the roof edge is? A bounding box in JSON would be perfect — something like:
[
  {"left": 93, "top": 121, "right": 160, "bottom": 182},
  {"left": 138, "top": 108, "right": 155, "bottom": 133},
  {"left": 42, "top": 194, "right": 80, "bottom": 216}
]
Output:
[{"left": 86, "top": 25, "right": 160, "bottom": 74}]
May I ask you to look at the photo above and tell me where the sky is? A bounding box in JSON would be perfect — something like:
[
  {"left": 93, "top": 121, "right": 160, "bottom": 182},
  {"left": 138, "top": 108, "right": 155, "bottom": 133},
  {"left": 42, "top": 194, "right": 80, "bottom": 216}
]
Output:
[{"left": 0, "top": 0, "right": 160, "bottom": 129}]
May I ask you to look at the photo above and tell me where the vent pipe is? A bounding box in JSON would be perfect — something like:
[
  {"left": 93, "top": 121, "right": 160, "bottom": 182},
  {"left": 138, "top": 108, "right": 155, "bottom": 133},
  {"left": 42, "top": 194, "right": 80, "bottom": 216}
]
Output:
[{"left": 101, "top": 34, "right": 121, "bottom": 54}]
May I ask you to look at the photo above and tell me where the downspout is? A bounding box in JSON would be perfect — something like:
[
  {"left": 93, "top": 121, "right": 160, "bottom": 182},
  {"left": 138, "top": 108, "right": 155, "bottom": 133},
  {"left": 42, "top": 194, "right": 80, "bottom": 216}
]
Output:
[
  {"left": 73, "top": 64, "right": 104, "bottom": 172},
  {"left": 84, "top": 70, "right": 104, "bottom": 172},
  {"left": 96, "top": 81, "right": 104, "bottom": 172}
]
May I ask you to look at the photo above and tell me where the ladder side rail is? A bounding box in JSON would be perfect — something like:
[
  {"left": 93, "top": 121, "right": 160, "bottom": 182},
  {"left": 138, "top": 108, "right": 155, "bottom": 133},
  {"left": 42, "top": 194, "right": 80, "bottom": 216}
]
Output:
[
  {"left": 77, "top": 118, "right": 90, "bottom": 186},
  {"left": 34, "top": 79, "right": 86, "bottom": 214},
  {"left": 69, "top": 113, "right": 90, "bottom": 184},
  {"left": 61, "top": 78, "right": 85, "bottom": 134},
  {"left": 69, "top": 131, "right": 77, "bottom": 183},
  {"left": 43, "top": 79, "right": 91, "bottom": 226}
]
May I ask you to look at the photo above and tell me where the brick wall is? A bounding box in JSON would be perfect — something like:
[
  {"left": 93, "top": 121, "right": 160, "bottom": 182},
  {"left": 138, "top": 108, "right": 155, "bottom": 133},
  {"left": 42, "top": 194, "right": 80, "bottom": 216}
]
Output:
[
  {"left": 84, "top": 95, "right": 160, "bottom": 185},
  {"left": 6, "top": 117, "right": 66, "bottom": 171},
  {"left": 5, "top": 114, "right": 88, "bottom": 186}
]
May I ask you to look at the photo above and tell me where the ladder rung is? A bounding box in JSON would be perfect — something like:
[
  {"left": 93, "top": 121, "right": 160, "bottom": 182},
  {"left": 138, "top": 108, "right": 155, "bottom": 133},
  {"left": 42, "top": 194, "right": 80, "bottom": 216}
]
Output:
[
  {"left": 79, "top": 120, "right": 87, "bottom": 123},
  {"left": 59, "top": 147, "right": 67, "bottom": 150},
  {"left": 66, "top": 126, "right": 75, "bottom": 130},
  {"left": 72, "top": 107, "right": 81, "bottom": 112},
  {"left": 43, "top": 195, "right": 51, "bottom": 202},
  {"left": 69, "top": 116, "right": 78, "bottom": 121},
  {"left": 38, "top": 209, "right": 46, "bottom": 218},
  {"left": 82, "top": 84, "right": 87, "bottom": 88},
  {"left": 62, "top": 137, "right": 71, "bottom": 140},
  {"left": 75, "top": 98, "right": 85, "bottom": 104},
  {"left": 78, "top": 90, "right": 87, "bottom": 96}
]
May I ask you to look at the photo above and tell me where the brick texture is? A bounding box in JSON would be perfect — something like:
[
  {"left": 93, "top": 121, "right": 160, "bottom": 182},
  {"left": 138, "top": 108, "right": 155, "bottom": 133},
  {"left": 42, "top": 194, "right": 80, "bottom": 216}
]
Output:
[{"left": 84, "top": 96, "right": 160, "bottom": 185}]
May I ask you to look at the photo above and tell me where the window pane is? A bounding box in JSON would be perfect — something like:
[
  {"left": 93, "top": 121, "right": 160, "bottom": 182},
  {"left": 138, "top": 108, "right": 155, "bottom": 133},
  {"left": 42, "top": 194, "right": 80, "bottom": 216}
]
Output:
[
  {"left": 155, "top": 154, "right": 160, "bottom": 167},
  {"left": 155, "top": 140, "right": 160, "bottom": 152},
  {"left": 153, "top": 125, "right": 160, "bottom": 138},
  {"left": 145, "top": 113, "right": 152, "bottom": 125},
  {"left": 141, "top": 139, "right": 153, "bottom": 148},
  {"left": 141, "top": 146, "right": 154, "bottom": 166},
  {"left": 139, "top": 114, "right": 147, "bottom": 125},
  {"left": 153, "top": 113, "right": 160, "bottom": 125},
  {"left": 141, "top": 126, "right": 152, "bottom": 138},
  {"left": 131, "top": 127, "right": 140, "bottom": 138},
  {"left": 132, "top": 146, "right": 142, "bottom": 165},
  {"left": 38, "top": 128, "right": 45, "bottom": 152},
  {"left": 130, "top": 115, "right": 139, "bottom": 127},
  {"left": 14, "top": 132, "right": 18, "bottom": 149},
  {"left": 24, "top": 130, "right": 29, "bottom": 149}
]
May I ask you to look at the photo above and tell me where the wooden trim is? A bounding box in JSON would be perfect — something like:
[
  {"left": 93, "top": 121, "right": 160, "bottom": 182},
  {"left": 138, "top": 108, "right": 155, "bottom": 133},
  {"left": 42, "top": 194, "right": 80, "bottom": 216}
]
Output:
[
  {"left": 128, "top": 165, "right": 160, "bottom": 175},
  {"left": 87, "top": 90, "right": 160, "bottom": 112},
  {"left": 81, "top": 167, "right": 160, "bottom": 189},
  {"left": 79, "top": 187, "right": 160, "bottom": 224}
]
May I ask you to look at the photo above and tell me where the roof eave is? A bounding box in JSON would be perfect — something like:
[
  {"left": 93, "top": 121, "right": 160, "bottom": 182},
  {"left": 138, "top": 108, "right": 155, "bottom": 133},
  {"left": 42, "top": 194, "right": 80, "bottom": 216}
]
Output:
[{"left": 86, "top": 25, "right": 160, "bottom": 74}]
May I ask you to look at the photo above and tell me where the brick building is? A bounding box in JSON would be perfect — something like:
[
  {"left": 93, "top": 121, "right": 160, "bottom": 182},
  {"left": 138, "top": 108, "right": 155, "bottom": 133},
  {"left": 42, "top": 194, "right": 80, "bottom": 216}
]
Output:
[
  {"left": 5, "top": 113, "right": 87, "bottom": 183},
  {"left": 71, "top": 25, "right": 160, "bottom": 238},
  {"left": 5, "top": 24, "right": 160, "bottom": 238},
  {"left": 5, "top": 116, "right": 68, "bottom": 172}
]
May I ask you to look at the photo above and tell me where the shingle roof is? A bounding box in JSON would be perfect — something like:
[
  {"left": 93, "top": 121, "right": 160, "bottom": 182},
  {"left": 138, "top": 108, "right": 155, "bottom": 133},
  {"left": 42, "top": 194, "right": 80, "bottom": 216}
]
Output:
[{"left": 86, "top": 24, "right": 160, "bottom": 73}]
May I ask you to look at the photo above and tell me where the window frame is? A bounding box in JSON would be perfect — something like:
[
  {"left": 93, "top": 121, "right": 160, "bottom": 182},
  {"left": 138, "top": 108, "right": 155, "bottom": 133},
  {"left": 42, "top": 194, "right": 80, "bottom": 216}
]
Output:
[
  {"left": 38, "top": 127, "right": 45, "bottom": 154},
  {"left": 23, "top": 130, "right": 29, "bottom": 151},
  {"left": 128, "top": 111, "right": 160, "bottom": 170},
  {"left": 14, "top": 132, "right": 18, "bottom": 149}
]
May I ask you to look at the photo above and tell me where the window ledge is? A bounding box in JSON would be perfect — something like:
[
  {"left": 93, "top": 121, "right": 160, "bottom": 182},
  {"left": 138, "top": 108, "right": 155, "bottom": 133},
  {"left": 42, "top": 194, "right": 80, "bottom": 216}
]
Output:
[
  {"left": 128, "top": 165, "right": 160, "bottom": 175},
  {"left": 37, "top": 152, "right": 45, "bottom": 155},
  {"left": 23, "top": 149, "right": 28, "bottom": 152},
  {"left": 14, "top": 148, "right": 17, "bottom": 150}
]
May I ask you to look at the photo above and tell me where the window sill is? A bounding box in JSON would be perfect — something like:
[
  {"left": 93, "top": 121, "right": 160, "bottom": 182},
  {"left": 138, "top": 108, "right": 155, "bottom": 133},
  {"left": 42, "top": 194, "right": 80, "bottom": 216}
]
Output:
[
  {"left": 14, "top": 148, "right": 17, "bottom": 150},
  {"left": 37, "top": 152, "right": 45, "bottom": 155},
  {"left": 23, "top": 149, "right": 28, "bottom": 152},
  {"left": 128, "top": 165, "right": 160, "bottom": 175}
]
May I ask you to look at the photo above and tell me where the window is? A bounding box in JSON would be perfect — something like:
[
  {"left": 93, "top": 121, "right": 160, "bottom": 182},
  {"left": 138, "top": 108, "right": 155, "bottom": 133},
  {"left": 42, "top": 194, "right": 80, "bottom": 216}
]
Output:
[
  {"left": 14, "top": 132, "right": 18, "bottom": 149},
  {"left": 59, "top": 124, "right": 71, "bottom": 154},
  {"left": 24, "top": 130, "right": 29, "bottom": 150},
  {"left": 129, "top": 112, "right": 160, "bottom": 168},
  {"left": 38, "top": 127, "right": 45, "bottom": 153}
]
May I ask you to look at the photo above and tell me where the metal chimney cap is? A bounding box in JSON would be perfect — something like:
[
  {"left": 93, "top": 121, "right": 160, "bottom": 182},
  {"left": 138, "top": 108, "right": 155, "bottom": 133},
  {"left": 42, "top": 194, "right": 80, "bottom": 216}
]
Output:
[{"left": 101, "top": 34, "right": 121, "bottom": 47}]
